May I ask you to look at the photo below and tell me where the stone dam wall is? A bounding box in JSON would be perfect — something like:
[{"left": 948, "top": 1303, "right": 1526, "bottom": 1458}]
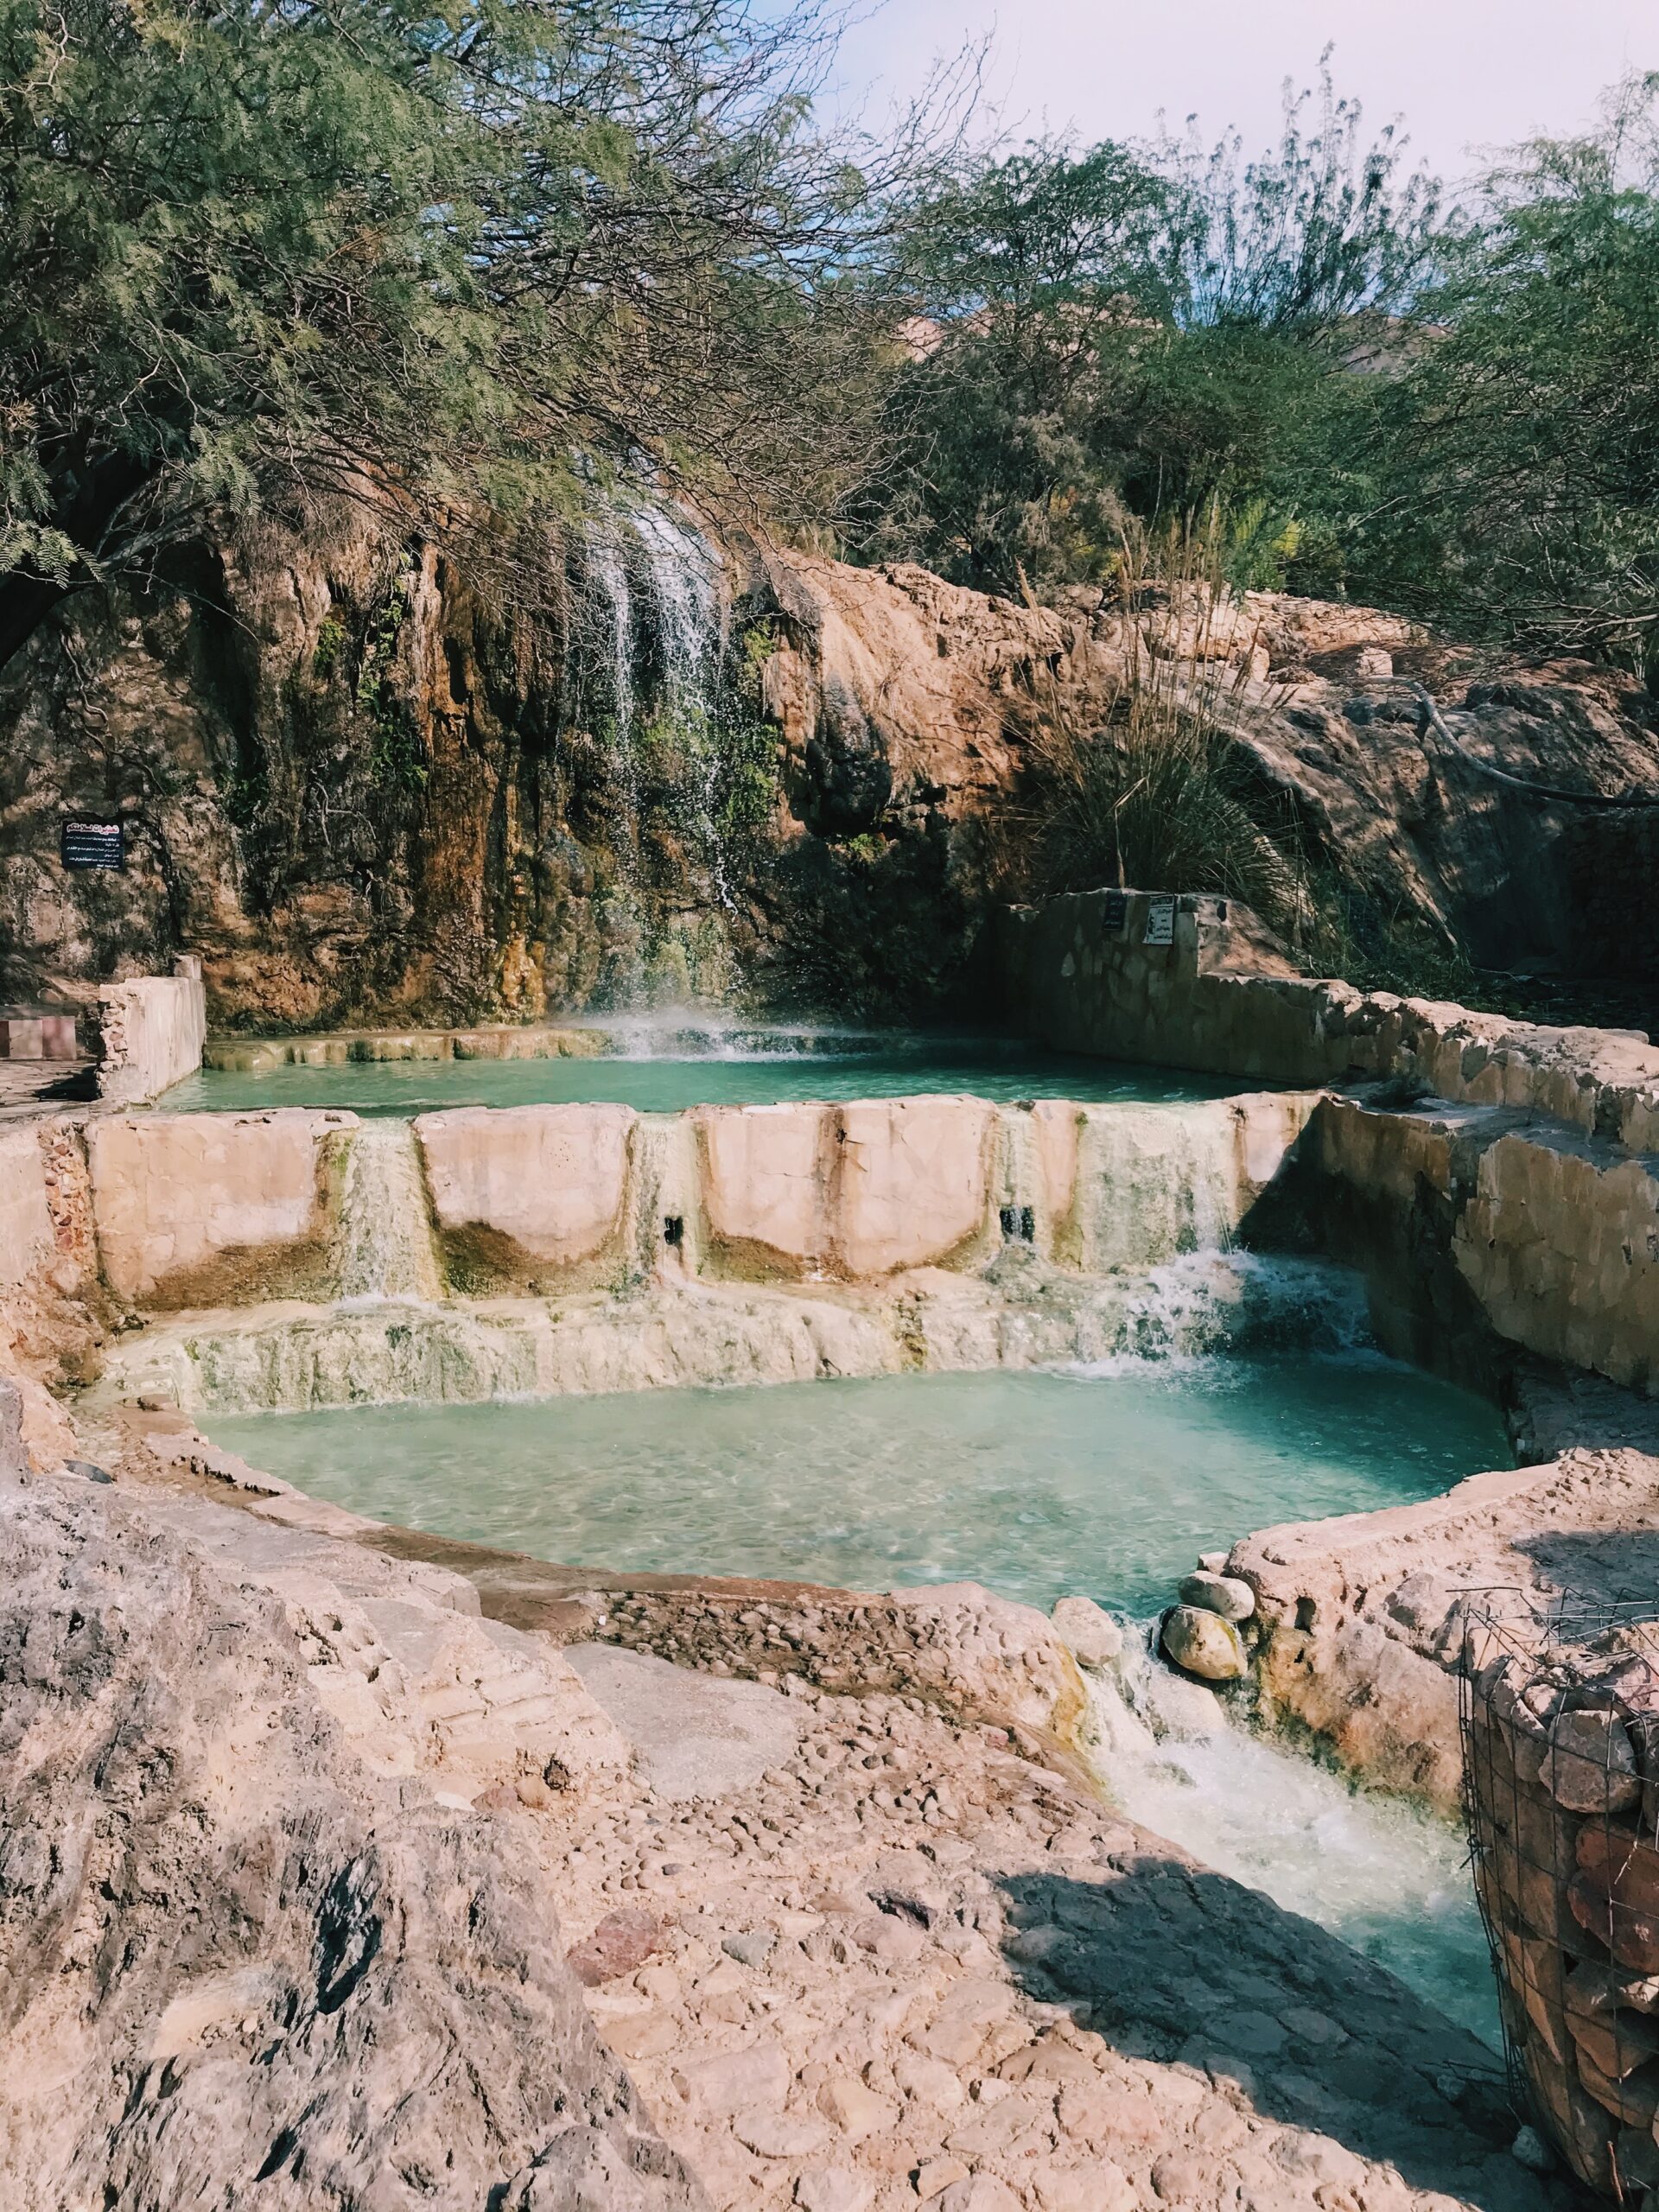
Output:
[
  {"left": 63, "top": 1090, "right": 1310, "bottom": 1312},
  {"left": 94, "top": 960, "right": 207, "bottom": 1105},
  {"left": 1001, "top": 887, "right": 1659, "bottom": 1398},
  {"left": 0, "top": 1084, "right": 1325, "bottom": 1426}
]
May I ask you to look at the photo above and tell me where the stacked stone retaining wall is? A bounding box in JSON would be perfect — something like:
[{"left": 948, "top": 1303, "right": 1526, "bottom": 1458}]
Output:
[
  {"left": 1466, "top": 1615, "right": 1659, "bottom": 2197},
  {"left": 1000, "top": 888, "right": 1659, "bottom": 1397}
]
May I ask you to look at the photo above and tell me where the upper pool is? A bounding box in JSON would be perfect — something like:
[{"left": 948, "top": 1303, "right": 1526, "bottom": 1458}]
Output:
[{"left": 162, "top": 1039, "right": 1244, "bottom": 1116}]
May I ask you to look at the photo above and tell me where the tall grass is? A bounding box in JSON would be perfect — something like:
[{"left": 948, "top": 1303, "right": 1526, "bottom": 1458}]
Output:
[{"left": 1025, "top": 518, "right": 1319, "bottom": 946}]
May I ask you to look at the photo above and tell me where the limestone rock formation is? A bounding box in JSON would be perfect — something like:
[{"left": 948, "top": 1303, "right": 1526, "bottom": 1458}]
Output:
[
  {"left": 5, "top": 498, "right": 1658, "bottom": 1032},
  {"left": 1227, "top": 1448, "right": 1659, "bottom": 1814},
  {"left": 0, "top": 1476, "right": 705, "bottom": 2212},
  {"left": 1048, "top": 1593, "right": 1122, "bottom": 1670},
  {"left": 1176, "top": 1570, "right": 1255, "bottom": 1623}
]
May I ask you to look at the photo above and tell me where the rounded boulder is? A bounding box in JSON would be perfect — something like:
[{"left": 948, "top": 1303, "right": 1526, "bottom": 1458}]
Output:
[
  {"left": 1177, "top": 1570, "right": 1255, "bottom": 1623},
  {"left": 1161, "top": 1605, "right": 1247, "bottom": 1682}
]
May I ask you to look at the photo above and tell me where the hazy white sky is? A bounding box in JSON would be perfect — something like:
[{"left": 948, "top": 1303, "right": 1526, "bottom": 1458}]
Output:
[{"left": 829, "top": 1, "right": 1657, "bottom": 184}]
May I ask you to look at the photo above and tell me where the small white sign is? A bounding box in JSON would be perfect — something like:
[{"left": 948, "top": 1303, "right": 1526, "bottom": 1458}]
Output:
[{"left": 1143, "top": 896, "right": 1176, "bottom": 946}]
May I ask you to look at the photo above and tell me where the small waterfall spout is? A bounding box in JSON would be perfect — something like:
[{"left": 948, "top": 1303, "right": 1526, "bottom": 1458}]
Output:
[{"left": 338, "top": 1122, "right": 446, "bottom": 1302}]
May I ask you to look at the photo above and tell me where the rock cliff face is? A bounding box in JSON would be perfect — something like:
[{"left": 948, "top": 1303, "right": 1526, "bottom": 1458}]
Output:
[
  {"left": 0, "top": 1472, "right": 705, "bottom": 2212},
  {"left": 3, "top": 499, "right": 1657, "bottom": 1032}
]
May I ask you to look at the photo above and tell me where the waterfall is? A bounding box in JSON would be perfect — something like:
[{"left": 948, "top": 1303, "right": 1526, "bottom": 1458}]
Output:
[
  {"left": 1087, "top": 1249, "right": 1371, "bottom": 1363},
  {"left": 632, "top": 500, "right": 731, "bottom": 912},
  {"left": 632, "top": 500, "right": 721, "bottom": 711},
  {"left": 583, "top": 525, "right": 639, "bottom": 748},
  {"left": 1063, "top": 1103, "right": 1238, "bottom": 1271},
  {"left": 337, "top": 1122, "right": 446, "bottom": 1303},
  {"left": 566, "top": 494, "right": 737, "bottom": 1006},
  {"left": 1081, "top": 1629, "right": 1499, "bottom": 2045},
  {"left": 573, "top": 497, "right": 721, "bottom": 770}
]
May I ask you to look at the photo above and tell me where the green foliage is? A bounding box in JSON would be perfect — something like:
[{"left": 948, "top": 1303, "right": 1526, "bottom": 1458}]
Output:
[
  {"left": 717, "top": 727, "right": 781, "bottom": 836},
  {"left": 706, "top": 620, "right": 785, "bottom": 837},
  {"left": 855, "top": 67, "right": 1440, "bottom": 596},
  {"left": 1324, "top": 76, "right": 1659, "bottom": 661},
  {"left": 1025, "top": 522, "right": 1313, "bottom": 939},
  {"left": 630, "top": 669, "right": 780, "bottom": 854},
  {"left": 0, "top": 0, "right": 906, "bottom": 664},
  {"left": 220, "top": 747, "right": 268, "bottom": 834},
  {"left": 312, "top": 620, "right": 348, "bottom": 681},
  {"left": 1152, "top": 68, "right": 1441, "bottom": 333},
  {"left": 858, "top": 141, "right": 1172, "bottom": 589},
  {"left": 350, "top": 577, "right": 425, "bottom": 793},
  {"left": 860, "top": 67, "right": 1659, "bottom": 672}
]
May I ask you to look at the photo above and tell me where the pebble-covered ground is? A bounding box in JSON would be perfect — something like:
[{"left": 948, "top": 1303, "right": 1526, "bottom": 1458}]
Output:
[{"left": 106, "top": 1421, "right": 1586, "bottom": 2212}]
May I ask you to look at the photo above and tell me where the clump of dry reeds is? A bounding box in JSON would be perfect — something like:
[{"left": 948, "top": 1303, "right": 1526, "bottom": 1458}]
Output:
[{"left": 1025, "top": 515, "right": 1319, "bottom": 947}]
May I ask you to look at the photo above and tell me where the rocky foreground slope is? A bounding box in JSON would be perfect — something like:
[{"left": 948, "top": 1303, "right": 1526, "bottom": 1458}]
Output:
[
  {"left": 0, "top": 1468, "right": 704, "bottom": 2211},
  {"left": 0, "top": 1396, "right": 1579, "bottom": 2212}
]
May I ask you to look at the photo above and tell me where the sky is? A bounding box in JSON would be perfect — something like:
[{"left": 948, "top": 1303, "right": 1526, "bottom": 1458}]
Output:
[{"left": 828, "top": 1, "right": 1657, "bottom": 188}]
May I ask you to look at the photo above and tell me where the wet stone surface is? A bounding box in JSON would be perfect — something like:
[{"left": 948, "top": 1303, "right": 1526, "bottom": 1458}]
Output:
[{"left": 84, "top": 1429, "right": 1592, "bottom": 2211}]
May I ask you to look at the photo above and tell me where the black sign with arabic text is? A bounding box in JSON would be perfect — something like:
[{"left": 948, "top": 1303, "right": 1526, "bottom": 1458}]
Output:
[{"left": 60, "top": 819, "right": 124, "bottom": 871}]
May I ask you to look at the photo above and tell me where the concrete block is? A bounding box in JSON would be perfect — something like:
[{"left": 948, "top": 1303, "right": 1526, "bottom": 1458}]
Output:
[{"left": 1, "top": 1017, "right": 43, "bottom": 1059}]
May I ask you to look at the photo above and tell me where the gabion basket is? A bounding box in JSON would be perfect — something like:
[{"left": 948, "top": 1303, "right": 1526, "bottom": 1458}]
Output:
[{"left": 1461, "top": 1588, "right": 1659, "bottom": 2200}]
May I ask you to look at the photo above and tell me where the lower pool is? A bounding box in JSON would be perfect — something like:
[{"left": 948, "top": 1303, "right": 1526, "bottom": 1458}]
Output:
[
  {"left": 163, "top": 1038, "right": 1247, "bottom": 1116},
  {"left": 205, "top": 1356, "right": 1505, "bottom": 1617},
  {"left": 205, "top": 1356, "right": 1510, "bottom": 2046}
]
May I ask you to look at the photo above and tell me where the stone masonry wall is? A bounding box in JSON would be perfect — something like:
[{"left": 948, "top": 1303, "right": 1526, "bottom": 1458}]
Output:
[
  {"left": 86, "top": 1109, "right": 354, "bottom": 1306},
  {"left": 1467, "top": 1625, "right": 1659, "bottom": 2198},
  {"left": 1000, "top": 888, "right": 1659, "bottom": 1396},
  {"left": 41, "top": 1090, "right": 1309, "bottom": 1315},
  {"left": 95, "top": 962, "right": 207, "bottom": 1104}
]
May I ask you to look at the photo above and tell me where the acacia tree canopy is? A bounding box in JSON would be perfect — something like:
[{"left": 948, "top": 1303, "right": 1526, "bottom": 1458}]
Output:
[
  {"left": 854, "top": 67, "right": 1659, "bottom": 668},
  {"left": 0, "top": 0, "right": 898, "bottom": 661},
  {"left": 1332, "top": 78, "right": 1659, "bottom": 656},
  {"left": 850, "top": 71, "right": 1443, "bottom": 597}
]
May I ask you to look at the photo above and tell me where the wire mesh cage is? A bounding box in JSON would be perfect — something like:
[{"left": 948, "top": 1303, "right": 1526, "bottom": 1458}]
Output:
[{"left": 1460, "top": 1587, "right": 1659, "bottom": 2200}]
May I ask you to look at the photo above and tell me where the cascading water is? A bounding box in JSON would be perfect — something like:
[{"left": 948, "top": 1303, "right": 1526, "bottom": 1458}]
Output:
[
  {"left": 582, "top": 525, "right": 639, "bottom": 750},
  {"left": 632, "top": 502, "right": 721, "bottom": 705},
  {"left": 568, "top": 496, "right": 734, "bottom": 1006},
  {"left": 630, "top": 501, "right": 731, "bottom": 909},
  {"left": 577, "top": 524, "right": 648, "bottom": 1000},
  {"left": 1084, "top": 1629, "right": 1499, "bottom": 2047},
  {"left": 337, "top": 1121, "right": 446, "bottom": 1304}
]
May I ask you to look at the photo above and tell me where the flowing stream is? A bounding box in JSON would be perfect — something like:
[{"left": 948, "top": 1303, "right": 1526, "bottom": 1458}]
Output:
[
  {"left": 1088, "top": 1630, "right": 1498, "bottom": 2047},
  {"left": 337, "top": 1121, "right": 445, "bottom": 1303}
]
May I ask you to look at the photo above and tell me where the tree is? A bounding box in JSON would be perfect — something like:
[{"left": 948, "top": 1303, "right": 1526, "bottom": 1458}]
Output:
[
  {"left": 853, "top": 141, "right": 1175, "bottom": 590},
  {"left": 1152, "top": 61, "right": 1440, "bottom": 334},
  {"left": 1332, "top": 74, "right": 1659, "bottom": 660},
  {"left": 850, "top": 67, "right": 1441, "bottom": 597},
  {"left": 0, "top": 0, "right": 899, "bottom": 665}
]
